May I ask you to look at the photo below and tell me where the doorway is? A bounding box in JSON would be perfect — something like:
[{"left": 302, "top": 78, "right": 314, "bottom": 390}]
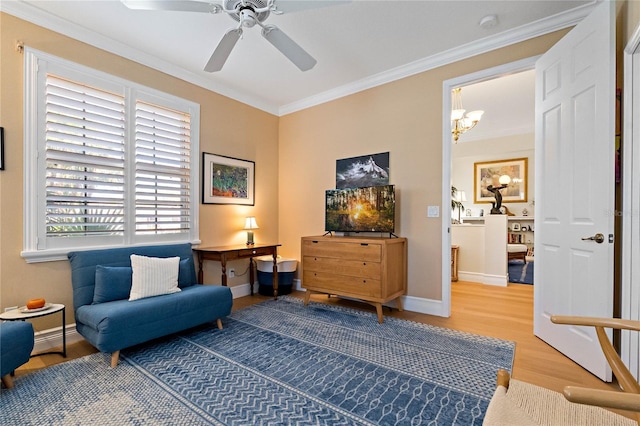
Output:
[{"left": 441, "top": 56, "right": 538, "bottom": 317}]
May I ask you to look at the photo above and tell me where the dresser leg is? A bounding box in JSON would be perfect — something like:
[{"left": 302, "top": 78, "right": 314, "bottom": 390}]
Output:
[
  {"left": 396, "top": 296, "right": 404, "bottom": 312},
  {"left": 374, "top": 303, "right": 384, "bottom": 324},
  {"left": 303, "top": 290, "right": 311, "bottom": 305}
]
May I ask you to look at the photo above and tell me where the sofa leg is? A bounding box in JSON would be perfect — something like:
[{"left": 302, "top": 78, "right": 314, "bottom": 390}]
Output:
[
  {"left": 111, "top": 351, "right": 120, "bottom": 368},
  {"left": 2, "top": 373, "right": 14, "bottom": 389},
  {"left": 216, "top": 318, "right": 223, "bottom": 330}
]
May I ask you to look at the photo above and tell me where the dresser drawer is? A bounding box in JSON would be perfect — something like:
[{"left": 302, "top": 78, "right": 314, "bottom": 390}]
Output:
[
  {"left": 303, "top": 270, "right": 381, "bottom": 298},
  {"left": 302, "top": 239, "right": 381, "bottom": 262},
  {"left": 303, "top": 256, "right": 380, "bottom": 279},
  {"left": 237, "top": 247, "right": 275, "bottom": 257}
]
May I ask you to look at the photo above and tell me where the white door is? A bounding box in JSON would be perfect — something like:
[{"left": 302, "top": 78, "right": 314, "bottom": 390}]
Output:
[{"left": 534, "top": 1, "right": 615, "bottom": 381}]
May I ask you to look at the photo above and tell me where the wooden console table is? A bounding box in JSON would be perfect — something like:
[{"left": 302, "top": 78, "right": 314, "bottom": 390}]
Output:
[{"left": 193, "top": 244, "right": 281, "bottom": 298}]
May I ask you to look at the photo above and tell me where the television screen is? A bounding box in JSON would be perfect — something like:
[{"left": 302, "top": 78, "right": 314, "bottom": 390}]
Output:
[{"left": 325, "top": 185, "right": 395, "bottom": 233}]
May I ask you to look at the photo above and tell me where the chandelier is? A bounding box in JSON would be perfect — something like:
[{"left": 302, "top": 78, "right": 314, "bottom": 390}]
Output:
[{"left": 451, "top": 87, "right": 484, "bottom": 142}]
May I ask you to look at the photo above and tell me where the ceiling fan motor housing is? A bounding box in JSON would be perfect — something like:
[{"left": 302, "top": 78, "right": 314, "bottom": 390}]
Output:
[{"left": 225, "top": 0, "right": 270, "bottom": 25}]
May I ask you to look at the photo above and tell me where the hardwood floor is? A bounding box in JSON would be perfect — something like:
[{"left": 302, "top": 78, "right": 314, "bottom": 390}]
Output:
[{"left": 13, "top": 282, "right": 623, "bottom": 401}]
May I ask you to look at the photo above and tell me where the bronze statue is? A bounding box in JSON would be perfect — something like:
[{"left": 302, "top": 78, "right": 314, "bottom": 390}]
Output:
[{"left": 487, "top": 184, "right": 507, "bottom": 214}]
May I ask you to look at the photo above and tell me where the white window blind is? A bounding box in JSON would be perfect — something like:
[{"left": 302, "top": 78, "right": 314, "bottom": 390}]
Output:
[
  {"left": 134, "top": 101, "right": 191, "bottom": 235},
  {"left": 23, "top": 49, "right": 200, "bottom": 262},
  {"left": 45, "top": 75, "right": 126, "bottom": 238}
]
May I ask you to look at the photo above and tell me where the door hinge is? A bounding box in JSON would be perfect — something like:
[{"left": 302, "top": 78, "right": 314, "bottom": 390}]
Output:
[{"left": 609, "top": 234, "right": 614, "bottom": 243}]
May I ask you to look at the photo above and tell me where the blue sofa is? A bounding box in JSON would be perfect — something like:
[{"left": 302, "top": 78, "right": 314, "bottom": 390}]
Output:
[
  {"left": 1, "top": 321, "right": 35, "bottom": 388},
  {"left": 68, "top": 243, "right": 232, "bottom": 367}
]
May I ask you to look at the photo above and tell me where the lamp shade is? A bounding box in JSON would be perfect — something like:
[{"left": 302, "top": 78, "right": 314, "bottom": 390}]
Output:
[
  {"left": 499, "top": 175, "right": 511, "bottom": 185},
  {"left": 244, "top": 216, "right": 259, "bottom": 230},
  {"left": 466, "top": 110, "right": 484, "bottom": 122}
]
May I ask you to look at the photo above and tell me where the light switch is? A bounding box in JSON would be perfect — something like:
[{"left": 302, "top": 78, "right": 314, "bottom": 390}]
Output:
[{"left": 427, "top": 206, "right": 439, "bottom": 217}]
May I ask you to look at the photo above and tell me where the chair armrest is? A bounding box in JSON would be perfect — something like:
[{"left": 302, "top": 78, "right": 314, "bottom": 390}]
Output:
[
  {"left": 564, "top": 386, "right": 640, "bottom": 412},
  {"left": 551, "top": 315, "right": 640, "bottom": 332},
  {"left": 496, "top": 369, "right": 511, "bottom": 388},
  {"left": 551, "top": 315, "right": 640, "bottom": 395}
]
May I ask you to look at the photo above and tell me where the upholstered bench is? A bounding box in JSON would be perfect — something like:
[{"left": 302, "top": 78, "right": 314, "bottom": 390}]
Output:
[
  {"left": 508, "top": 244, "right": 528, "bottom": 263},
  {"left": 1, "top": 321, "right": 35, "bottom": 388}
]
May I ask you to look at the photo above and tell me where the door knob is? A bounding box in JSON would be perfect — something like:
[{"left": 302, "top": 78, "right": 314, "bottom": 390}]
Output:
[{"left": 581, "top": 233, "right": 605, "bottom": 243}]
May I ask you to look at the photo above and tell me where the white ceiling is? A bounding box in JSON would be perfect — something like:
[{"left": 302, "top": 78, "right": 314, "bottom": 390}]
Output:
[
  {"left": 456, "top": 69, "right": 536, "bottom": 143},
  {"left": 3, "top": 0, "right": 592, "bottom": 119}
]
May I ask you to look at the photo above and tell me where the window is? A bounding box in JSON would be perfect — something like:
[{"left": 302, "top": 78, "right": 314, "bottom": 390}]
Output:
[{"left": 23, "top": 49, "right": 200, "bottom": 262}]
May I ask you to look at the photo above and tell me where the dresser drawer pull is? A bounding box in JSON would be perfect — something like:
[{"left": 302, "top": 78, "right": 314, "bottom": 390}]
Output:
[
  {"left": 360, "top": 243, "right": 369, "bottom": 246},
  {"left": 312, "top": 240, "right": 319, "bottom": 243}
]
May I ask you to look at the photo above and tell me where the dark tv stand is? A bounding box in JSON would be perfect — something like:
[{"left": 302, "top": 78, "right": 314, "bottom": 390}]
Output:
[{"left": 323, "top": 231, "right": 333, "bottom": 236}]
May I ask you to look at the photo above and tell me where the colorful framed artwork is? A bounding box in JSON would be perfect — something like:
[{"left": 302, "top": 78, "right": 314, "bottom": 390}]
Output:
[
  {"left": 474, "top": 157, "right": 527, "bottom": 204},
  {"left": 202, "top": 153, "right": 255, "bottom": 205}
]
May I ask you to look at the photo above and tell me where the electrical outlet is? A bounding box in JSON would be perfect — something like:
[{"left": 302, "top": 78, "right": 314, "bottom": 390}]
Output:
[
  {"left": 228, "top": 268, "right": 235, "bottom": 278},
  {"left": 4, "top": 306, "right": 18, "bottom": 312}
]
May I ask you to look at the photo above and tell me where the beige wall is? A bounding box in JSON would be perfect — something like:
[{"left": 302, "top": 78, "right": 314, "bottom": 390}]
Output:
[
  {"left": 278, "top": 31, "right": 568, "bottom": 301},
  {"left": 624, "top": 0, "right": 640, "bottom": 44},
  {"left": 4, "top": 1, "right": 639, "bottom": 331},
  {"left": 0, "top": 13, "right": 279, "bottom": 329}
]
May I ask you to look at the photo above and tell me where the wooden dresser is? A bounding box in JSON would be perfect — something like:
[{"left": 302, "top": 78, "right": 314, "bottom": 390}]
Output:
[{"left": 301, "top": 235, "right": 407, "bottom": 323}]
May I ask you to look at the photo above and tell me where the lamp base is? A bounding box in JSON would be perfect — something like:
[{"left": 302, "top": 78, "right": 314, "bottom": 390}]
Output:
[{"left": 246, "top": 230, "right": 255, "bottom": 246}]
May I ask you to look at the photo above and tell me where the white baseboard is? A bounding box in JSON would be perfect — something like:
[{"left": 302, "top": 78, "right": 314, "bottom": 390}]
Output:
[
  {"left": 458, "top": 271, "right": 508, "bottom": 287},
  {"left": 402, "top": 295, "right": 448, "bottom": 317},
  {"left": 33, "top": 325, "right": 83, "bottom": 355}
]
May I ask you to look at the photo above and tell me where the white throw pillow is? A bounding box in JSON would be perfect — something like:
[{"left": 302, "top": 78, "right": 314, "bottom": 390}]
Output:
[{"left": 129, "top": 255, "right": 181, "bottom": 301}]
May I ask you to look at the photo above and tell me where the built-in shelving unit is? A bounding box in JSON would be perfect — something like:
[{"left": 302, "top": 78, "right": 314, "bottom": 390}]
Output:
[{"left": 462, "top": 216, "right": 535, "bottom": 251}]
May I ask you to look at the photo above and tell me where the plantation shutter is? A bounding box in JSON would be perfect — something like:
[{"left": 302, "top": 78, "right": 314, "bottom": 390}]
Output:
[
  {"left": 134, "top": 101, "right": 191, "bottom": 235},
  {"left": 44, "top": 75, "right": 126, "bottom": 238}
]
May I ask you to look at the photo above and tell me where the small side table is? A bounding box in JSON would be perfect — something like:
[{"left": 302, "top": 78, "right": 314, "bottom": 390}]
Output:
[
  {"left": 193, "top": 244, "right": 281, "bottom": 298},
  {"left": 0, "top": 304, "right": 66, "bottom": 358}
]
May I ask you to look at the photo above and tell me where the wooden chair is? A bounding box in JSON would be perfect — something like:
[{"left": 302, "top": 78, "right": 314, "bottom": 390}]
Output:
[{"left": 484, "top": 316, "right": 640, "bottom": 425}]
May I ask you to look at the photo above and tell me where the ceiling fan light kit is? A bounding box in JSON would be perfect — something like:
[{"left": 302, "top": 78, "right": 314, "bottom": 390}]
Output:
[{"left": 122, "top": 0, "right": 321, "bottom": 72}]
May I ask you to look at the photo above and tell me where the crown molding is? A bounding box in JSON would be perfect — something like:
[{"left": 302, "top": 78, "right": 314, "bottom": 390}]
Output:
[
  {"left": 2, "top": 1, "right": 596, "bottom": 117},
  {"left": 278, "top": 1, "right": 596, "bottom": 116},
  {"left": 0, "top": 0, "right": 280, "bottom": 115}
]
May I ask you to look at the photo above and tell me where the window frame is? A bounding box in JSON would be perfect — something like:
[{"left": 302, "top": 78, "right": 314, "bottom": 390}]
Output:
[{"left": 22, "top": 48, "right": 200, "bottom": 263}]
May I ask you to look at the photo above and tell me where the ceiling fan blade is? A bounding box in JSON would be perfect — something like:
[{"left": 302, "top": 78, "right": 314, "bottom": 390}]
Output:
[
  {"left": 204, "top": 28, "right": 242, "bottom": 72},
  {"left": 261, "top": 25, "right": 316, "bottom": 71},
  {"left": 269, "top": 0, "right": 350, "bottom": 15},
  {"left": 121, "top": 0, "right": 221, "bottom": 14}
]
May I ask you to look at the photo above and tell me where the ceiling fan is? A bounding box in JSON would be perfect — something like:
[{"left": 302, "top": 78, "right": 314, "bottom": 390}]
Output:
[{"left": 121, "top": 0, "right": 336, "bottom": 72}]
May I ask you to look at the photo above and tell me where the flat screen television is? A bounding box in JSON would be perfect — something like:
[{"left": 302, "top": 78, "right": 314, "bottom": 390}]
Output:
[{"left": 325, "top": 185, "right": 395, "bottom": 233}]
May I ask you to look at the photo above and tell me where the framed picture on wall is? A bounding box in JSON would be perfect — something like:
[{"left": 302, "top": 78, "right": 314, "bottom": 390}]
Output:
[
  {"left": 202, "top": 152, "right": 255, "bottom": 205},
  {"left": 336, "top": 152, "right": 389, "bottom": 189},
  {"left": 474, "top": 157, "right": 528, "bottom": 204}
]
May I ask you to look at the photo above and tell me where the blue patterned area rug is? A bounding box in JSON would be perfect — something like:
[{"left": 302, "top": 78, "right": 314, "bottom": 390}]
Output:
[
  {"left": 1, "top": 296, "right": 514, "bottom": 425},
  {"left": 508, "top": 260, "right": 534, "bottom": 284}
]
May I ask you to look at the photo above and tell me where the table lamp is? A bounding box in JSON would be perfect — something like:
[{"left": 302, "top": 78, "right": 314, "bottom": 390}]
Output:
[{"left": 244, "top": 216, "right": 258, "bottom": 246}]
